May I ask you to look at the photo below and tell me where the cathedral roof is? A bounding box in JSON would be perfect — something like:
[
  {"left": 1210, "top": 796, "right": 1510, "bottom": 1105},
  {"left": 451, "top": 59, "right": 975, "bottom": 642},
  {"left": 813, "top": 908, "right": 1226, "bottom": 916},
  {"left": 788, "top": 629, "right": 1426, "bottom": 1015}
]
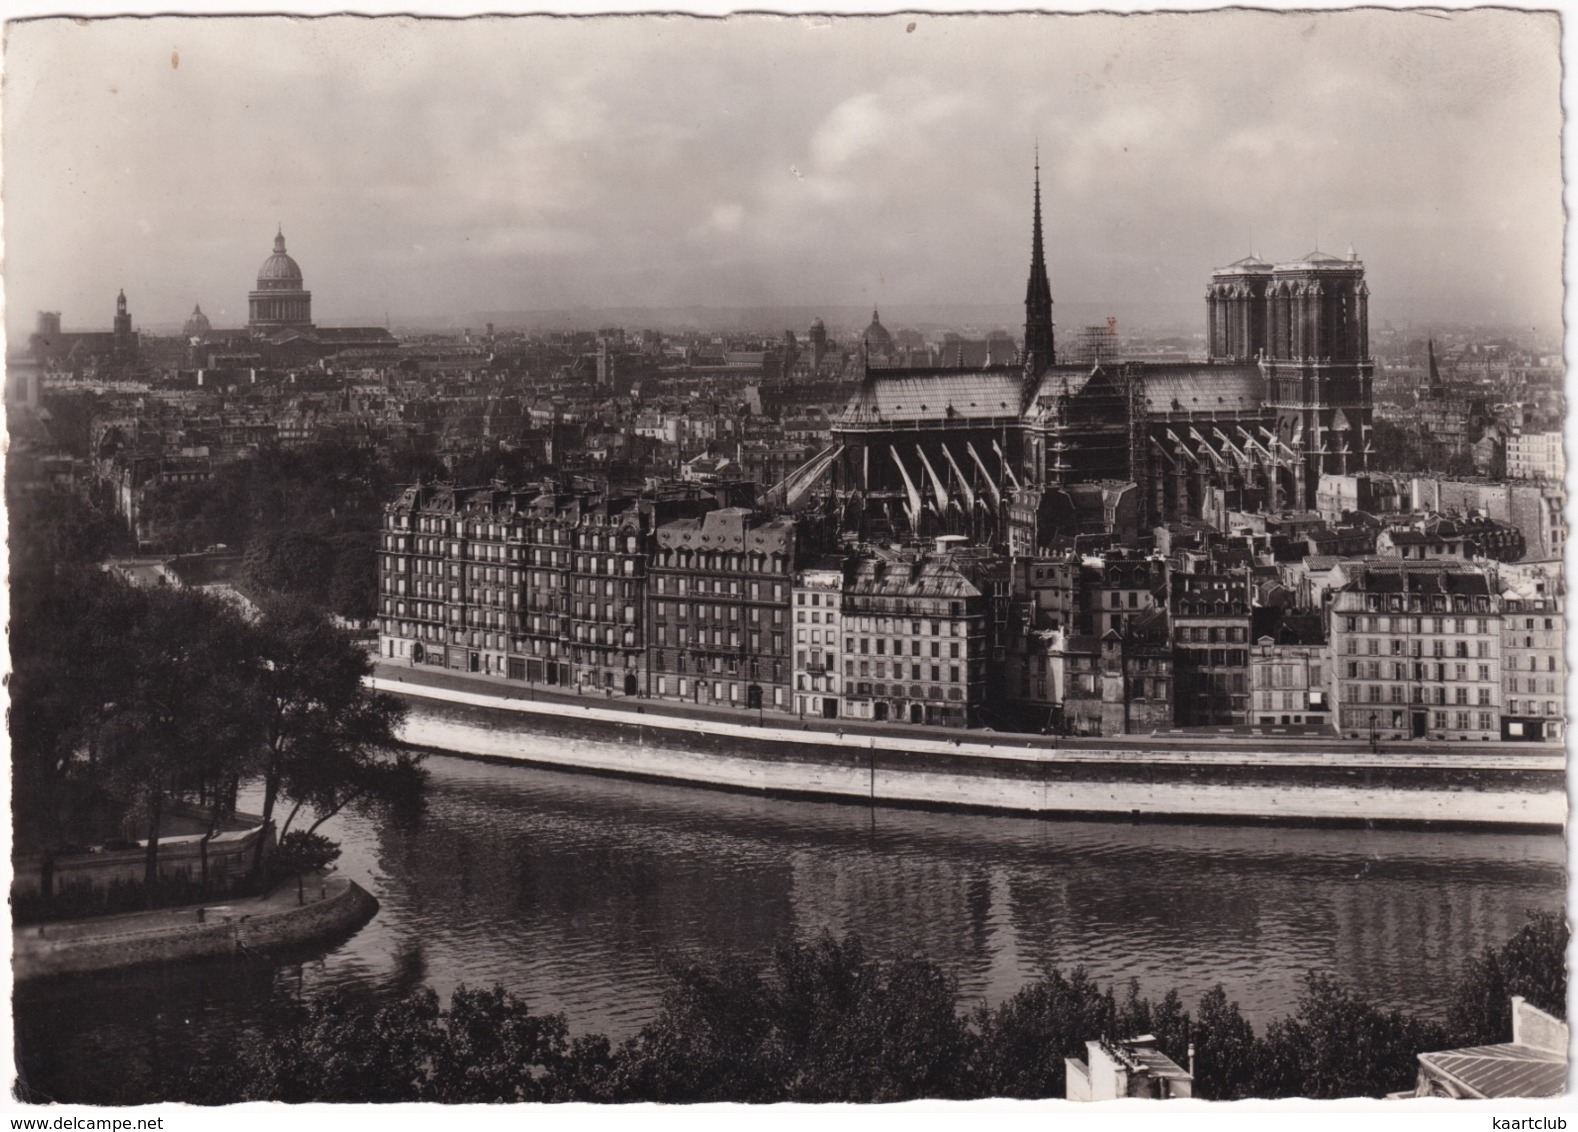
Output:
[
  {"left": 1274, "top": 249, "right": 1361, "bottom": 272},
  {"left": 1213, "top": 254, "right": 1272, "bottom": 275},
  {"left": 1136, "top": 364, "right": 1265, "bottom": 417},
  {"left": 838, "top": 369, "right": 1024, "bottom": 426}
]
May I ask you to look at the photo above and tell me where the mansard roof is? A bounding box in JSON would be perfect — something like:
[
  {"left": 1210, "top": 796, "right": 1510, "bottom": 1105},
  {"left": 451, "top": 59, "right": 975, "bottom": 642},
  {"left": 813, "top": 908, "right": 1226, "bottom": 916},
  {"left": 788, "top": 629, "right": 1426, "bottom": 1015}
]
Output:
[{"left": 845, "top": 553, "right": 983, "bottom": 600}]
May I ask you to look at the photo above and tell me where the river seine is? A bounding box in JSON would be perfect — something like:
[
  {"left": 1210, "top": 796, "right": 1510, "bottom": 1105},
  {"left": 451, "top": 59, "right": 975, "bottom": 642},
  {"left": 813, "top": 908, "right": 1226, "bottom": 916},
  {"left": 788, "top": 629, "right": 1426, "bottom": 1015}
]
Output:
[{"left": 14, "top": 748, "right": 1566, "bottom": 1103}]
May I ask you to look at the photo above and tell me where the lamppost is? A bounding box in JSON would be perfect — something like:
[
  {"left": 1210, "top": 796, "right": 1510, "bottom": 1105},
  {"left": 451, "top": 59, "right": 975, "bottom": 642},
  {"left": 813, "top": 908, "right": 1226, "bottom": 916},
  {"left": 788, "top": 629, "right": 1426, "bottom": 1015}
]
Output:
[{"left": 1369, "top": 711, "right": 1378, "bottom": 754}]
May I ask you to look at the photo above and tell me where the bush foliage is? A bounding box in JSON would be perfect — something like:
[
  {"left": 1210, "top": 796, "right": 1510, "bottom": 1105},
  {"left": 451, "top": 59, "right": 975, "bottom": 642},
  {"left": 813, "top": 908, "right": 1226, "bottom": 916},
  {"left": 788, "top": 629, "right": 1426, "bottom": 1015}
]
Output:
[{"left": 174, "top": 913, "right": 1565, "bottom": 1105}]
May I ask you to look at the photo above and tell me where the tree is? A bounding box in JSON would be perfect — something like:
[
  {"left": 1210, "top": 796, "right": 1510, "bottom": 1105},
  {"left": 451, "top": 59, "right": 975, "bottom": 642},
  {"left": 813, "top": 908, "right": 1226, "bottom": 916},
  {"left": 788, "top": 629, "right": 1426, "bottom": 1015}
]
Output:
[
  {"left": 10, "top": 566, "right": 142, "bottom": 900},
  {"left": 327, "top": 534, "right": 378, "bottom": 621},
  {"left": 220, "top": 986, "right": 586, "bottom": 1103},
  {"left": 970, "top": 966, "right": 1118, "bottom": 1098},
  {"left": 249, "top": 595, "right": 415, "bottom": 877},
  {"left": 428, "top": 986, "right": 584, "bottom": 1102},
  {"left": 244, "top": 529, "right": 334, "bottom": 605},
  {"left": 95, "top": 585, "right": 263, "bottom": 902},
  {"left": 1250, "top": 971, "right": 1450, "bottom": 1099},
  {"left": 610, "top": 934, "right": 975, "bottom": 1102},
  {"left": 271, "top": 830, "right": 341, "bottom": 906},
  {"left": 1190, "top": 985, "right": 1258, "bottom": 1100},
  {"left": 1448, "top": 911, "right": 1568, "bottom": 1045}
]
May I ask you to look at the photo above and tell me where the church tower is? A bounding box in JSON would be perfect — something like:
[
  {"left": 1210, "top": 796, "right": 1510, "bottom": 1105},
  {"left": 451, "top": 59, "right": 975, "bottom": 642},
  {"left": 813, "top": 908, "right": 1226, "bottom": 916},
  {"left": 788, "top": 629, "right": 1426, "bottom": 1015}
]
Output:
[
  {"left": 1261, "top": 248, "right": 1373, "bottom": 508},
  {"left": 1022, "top": 157, "right": 1055, "bottom": 375},
  {"left": 111, "top": 289, "right": 136, "bottom": 362}
]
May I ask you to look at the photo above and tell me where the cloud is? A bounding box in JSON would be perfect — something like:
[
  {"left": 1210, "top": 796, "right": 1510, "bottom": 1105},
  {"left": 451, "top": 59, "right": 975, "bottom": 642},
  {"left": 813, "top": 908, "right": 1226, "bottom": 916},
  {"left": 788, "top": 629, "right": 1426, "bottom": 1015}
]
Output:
[{"left": 1, "top": 11, "right": 1562, "bottom": 333}]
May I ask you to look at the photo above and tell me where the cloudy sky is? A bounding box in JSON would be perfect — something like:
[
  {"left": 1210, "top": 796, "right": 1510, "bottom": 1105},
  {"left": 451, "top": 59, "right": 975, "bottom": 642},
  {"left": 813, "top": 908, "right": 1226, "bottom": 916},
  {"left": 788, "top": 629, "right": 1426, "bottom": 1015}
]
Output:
[{"left": 2, "top": 10, "right": 1563, "bottom": 336}]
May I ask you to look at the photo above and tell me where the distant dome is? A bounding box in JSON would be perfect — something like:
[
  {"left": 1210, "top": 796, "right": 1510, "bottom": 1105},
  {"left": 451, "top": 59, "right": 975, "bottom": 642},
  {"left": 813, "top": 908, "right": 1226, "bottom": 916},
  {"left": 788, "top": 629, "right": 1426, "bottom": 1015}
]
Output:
[
  {"left": 183, "top": 303, "right": 211, "bottom": 339},
  {"left": 256, "top": 229, "right": 304, "bottom": 289},
  {"left": 863, "top": 308, "right": 894, "bottom": 355},
  {"left": 810, "top": 317, "right": 826, "bottom": 331}
]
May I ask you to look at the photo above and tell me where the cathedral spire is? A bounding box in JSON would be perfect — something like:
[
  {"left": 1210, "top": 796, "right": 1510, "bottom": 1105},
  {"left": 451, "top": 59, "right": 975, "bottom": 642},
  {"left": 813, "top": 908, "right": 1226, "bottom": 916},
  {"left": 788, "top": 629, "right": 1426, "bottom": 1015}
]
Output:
[{"left": 1023, "top": 153, "right": 1055, "bottom": 374}]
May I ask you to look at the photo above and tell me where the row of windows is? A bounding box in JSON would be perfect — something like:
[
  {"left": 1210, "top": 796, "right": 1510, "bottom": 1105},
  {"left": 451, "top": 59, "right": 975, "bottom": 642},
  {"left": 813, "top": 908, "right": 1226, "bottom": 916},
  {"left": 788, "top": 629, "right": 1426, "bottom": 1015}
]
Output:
[
  {"left": 846, "top": 599, "right": 966, "bottom": 617},
  {"left": 1511, "top": 617, "right": 1560, "bottom": 631},
  {"left": 650, "top": 678, "right": 787, "bottom": 706},
  {"left": 846, "top": 636, "right": 962, "bottom": 656},
  {"left": 841, "top": 617, "right": 962, "bottom": 636},
  {"left": 383, "top": 620, "right": 580, "bottom": 659},
  {"left": 652, "top": 550, "right": 788, "bottom": 573},
  {"left": 1346, "top": 638, "right": 1489, "bottom": 659},
  {"left": 652, "top": 575, "right": 785, "bottom": 600},
  {"left": 795, "top": 591, "right": 838, "bottom": 607},
  {"left": 1507, "top": 699, "right": 1561, "bottom": 716},
  {"left": 1345, "top": 709, "right": 1496, "bottom": 732},
  {"left": 1342, "top": 616, "right": 1492, "bottom": 635},
  {"left": 569, "top": 603, "right": 636, "bottom": 622},
  {"left": 1257, "top": 690, "right": 1322, "bottom": 710},
  {"left": 650, "top": 656, "right": 786, "bottom": 680},
  {"left": 1258, "top": 664, "right": 1324, "bottom": 688},
  {"left": 795, "top": 610, "right": 839, "bottom": 625},
  {"left": 1177, "top": 648, "right": 1249, "bottom": 669},
  {"left": 846, "top": 683, "right": 967, "bottom": 703},
  {"left": 1178, "top": 626, "right": 1248, "bottom": 644},
  {"left": 1341, "top": 684, "right": 1494, "bottom": 706},
  {"left": 392, "top": 515, "right": 636, "bottom": 547},
  {"left": 1353, "top": 594, "right": 1491, "bottom": 614},
  {"left": 385, "top": 599, "right": 443, "bottom": 621},
  {"left": 841, "top": 660, "right": 966, "bottom": 683},
  {"left": 1346, "top": 661, "right": 1492, "bottom": 682},
  {"left": 654, "top": 627, "right": 754, "bottom": 649},
  {"left": 655, "top": 603, "right": 785, "bottom": 626},
  {"left": 1509, "top": 678, "right": 1561, "bottom": 696},
  {"left": 795, "top": 650, "right": 838, "bottom": 672},
  {"left": 384, "top": 556, "right": 463, "bottom": 578}
]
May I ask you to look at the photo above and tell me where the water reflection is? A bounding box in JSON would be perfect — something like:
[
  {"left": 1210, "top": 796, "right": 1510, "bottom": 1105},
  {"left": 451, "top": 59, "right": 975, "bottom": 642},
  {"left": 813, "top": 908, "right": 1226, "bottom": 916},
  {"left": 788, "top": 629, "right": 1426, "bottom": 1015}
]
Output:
[{"left": 14, "top": 748, "right": 1566, "bottom": 1103}]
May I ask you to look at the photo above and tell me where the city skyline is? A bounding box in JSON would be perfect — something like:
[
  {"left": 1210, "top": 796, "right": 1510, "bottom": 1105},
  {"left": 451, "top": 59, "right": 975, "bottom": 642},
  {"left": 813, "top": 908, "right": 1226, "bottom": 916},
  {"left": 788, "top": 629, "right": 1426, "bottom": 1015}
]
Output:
[{"left": 4, "top": 11, "right": 1564, "bottom": 338}]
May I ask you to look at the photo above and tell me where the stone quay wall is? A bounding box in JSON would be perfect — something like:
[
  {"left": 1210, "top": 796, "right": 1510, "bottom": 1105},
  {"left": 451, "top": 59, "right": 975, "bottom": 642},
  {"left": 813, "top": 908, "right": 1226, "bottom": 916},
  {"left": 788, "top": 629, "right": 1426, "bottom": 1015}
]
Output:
[{"left": 13, "top": 876, "right": 378, "bottom": 982}]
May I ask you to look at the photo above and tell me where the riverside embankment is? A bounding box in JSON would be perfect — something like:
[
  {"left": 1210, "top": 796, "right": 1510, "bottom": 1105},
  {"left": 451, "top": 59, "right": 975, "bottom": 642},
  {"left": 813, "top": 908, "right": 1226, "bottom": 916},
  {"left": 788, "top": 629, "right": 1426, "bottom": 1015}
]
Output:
[
  {"left": 13, "top": 875, "right": 378, "bottom": 981},
  {"left": 370, "top": 668, "right": 1567, "bottom": 830}
]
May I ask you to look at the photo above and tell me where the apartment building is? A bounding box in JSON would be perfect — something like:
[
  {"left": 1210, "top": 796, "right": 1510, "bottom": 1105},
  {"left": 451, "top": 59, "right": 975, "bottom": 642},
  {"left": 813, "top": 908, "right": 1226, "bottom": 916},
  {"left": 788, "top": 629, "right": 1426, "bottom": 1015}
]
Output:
[
  {"left": 1249, "top": 639, "right": 1331, "bottom": 727},
  {"left": 839, "top": 550, "right": 987, "bottom": 728},
  {"left": 1500, "top": 596, "right": 1564, "bottom": 742},
  {"left": 645, "top": 507, "right": 796, "bottom": 713},
  {"left": 1170, "top": 569, "right": 1254, "bottom": 726},
  {"left": 1329, "top": 562, "right": 1500, "bottom": 742},
  {"left": 377, "top": 481, "right": 649, "bottom": 690},
  {"left": 792, "top": 562, "right": 845, "bottom": 719},
  {"left": 1506, "top": 431, "right": 1563, "bottom": 482}
]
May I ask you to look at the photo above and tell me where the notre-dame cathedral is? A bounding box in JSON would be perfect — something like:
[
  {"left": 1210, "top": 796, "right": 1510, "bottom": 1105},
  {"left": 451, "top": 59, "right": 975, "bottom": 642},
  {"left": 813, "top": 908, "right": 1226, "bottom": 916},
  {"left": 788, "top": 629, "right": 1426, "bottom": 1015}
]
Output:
[{"left": 783, "top": 164, "right": 1374, "bottom": 550}]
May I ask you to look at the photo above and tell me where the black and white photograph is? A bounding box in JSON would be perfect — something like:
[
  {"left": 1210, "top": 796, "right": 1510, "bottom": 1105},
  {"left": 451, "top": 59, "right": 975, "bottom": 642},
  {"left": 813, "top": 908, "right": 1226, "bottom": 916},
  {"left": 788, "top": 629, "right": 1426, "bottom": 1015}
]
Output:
[{"left": 3, "top": 4, "right": 1569, "bottom": 1114}]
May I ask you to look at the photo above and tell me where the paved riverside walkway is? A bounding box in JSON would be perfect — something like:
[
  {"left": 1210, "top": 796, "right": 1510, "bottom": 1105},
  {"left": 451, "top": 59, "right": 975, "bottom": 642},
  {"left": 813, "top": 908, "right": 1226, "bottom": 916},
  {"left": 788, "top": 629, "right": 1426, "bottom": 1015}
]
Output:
[
  {"left": 13, "top": 874, "right": 375, "bottom": 980},
  {"left": 372, "top": 657, "right": 1033, "bottom": 748},
  {"left": 370, "top": 659, "right": 1567, "bottom": 765}
]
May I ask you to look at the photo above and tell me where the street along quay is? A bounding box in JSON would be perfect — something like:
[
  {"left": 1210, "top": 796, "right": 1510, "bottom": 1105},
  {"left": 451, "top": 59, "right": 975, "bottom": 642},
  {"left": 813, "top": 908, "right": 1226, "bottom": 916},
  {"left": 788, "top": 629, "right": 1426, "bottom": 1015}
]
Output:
[{"left": 370, "top": 662, "right": 1567, "bottom": 830}]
